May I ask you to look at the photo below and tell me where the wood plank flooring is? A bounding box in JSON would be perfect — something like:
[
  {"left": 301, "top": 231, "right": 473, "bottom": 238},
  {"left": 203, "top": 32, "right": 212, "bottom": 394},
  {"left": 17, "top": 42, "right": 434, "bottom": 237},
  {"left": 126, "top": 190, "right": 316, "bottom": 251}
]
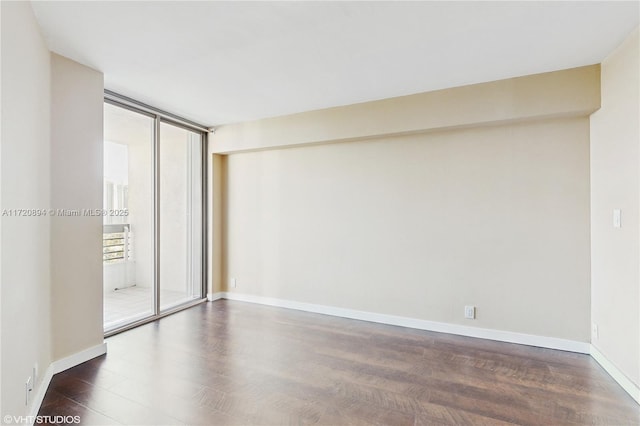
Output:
[{"left": 39, "top": 300, "right": 639, "bottom": 425}]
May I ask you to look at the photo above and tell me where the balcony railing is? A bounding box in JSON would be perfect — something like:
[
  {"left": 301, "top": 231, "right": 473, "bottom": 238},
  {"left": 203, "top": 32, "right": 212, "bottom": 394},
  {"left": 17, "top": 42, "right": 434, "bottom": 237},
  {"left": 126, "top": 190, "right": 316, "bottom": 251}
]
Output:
[{"left": 103, "top": 224, "right": 132, "bottom": 264}]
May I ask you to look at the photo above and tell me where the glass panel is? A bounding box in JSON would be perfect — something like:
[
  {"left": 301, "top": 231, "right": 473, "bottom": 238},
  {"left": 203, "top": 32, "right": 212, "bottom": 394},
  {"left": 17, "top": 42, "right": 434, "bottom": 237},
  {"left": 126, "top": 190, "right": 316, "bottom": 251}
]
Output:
[
  {"left": 103, "top": 103, "right": 154, "bottom": 332},
  {"left": 159, "top": 122, "right": 203, "bottom": 310}
]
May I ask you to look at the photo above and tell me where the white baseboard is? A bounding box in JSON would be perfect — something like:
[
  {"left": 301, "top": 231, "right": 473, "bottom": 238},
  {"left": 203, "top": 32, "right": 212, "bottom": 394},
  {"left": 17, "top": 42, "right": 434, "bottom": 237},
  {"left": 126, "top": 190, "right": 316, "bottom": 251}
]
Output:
[
  {"left": 51, "top": 342, "right": 107, "bottom": 374},
  {"left": 591, "top": 345, "right": 640, "bottom": 404},
  {"left": 207, "top": 292, "right": 223, "bottom": 301},
  {"left": 27, "top": 342, "right": 107, "bottom": 423},
  {"left": 217, "top": 292, "right": 590, "bottom": 354}
]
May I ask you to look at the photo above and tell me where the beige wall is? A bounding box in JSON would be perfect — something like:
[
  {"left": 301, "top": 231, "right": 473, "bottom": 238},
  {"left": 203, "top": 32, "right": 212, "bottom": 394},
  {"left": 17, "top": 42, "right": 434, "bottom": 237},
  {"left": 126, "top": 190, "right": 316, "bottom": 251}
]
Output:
[
  {"left": 0, "top": 1, "right": 52, "bottom": 417},
  {"left": 223, "top": 116, "right": 592, "bottom": 341},
  {"left": 590, "top": 28, "right": 640, "bottom": 387},
  {"left": 213, "top": 65, "right": 599, "bottom": 154},
  {"left": 218, "top": 66, "right": 598, "bottom": 343},
  {"left": 50, "top": 54, "right": 104, "bottom": 360},
  {"left": 1, "top": 5, "right": 105, "bottom": 415},
  {"left": 209, "top": 154, "right": 224, "bottom": 295}
]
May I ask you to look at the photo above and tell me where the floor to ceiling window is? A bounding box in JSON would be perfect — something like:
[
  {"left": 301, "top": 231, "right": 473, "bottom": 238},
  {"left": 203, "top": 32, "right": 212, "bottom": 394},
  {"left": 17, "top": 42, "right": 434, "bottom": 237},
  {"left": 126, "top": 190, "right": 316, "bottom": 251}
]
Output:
[
  {"left": 103, "top": 94, "right": 206, "bottom": 334},
  {"left": 159, "top": 122, "right": 204, "bottom": 311},
  {"left": 103, "top": 103, "right": 155, "bottom": 331}
]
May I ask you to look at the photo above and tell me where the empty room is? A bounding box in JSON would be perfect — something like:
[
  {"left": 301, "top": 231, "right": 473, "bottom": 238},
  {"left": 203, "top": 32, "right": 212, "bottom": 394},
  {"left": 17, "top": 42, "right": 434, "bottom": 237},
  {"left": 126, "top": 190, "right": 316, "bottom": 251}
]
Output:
[{"left": 1, "top": 1, "right": 639, "bottom": 425}]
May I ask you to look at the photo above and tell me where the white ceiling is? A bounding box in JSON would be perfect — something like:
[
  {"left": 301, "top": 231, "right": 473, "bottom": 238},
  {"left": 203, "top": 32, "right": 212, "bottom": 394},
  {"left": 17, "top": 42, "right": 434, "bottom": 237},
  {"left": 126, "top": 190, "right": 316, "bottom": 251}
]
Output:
[{"left": 32, "top": 1, "right": 639, "bottom": 126}]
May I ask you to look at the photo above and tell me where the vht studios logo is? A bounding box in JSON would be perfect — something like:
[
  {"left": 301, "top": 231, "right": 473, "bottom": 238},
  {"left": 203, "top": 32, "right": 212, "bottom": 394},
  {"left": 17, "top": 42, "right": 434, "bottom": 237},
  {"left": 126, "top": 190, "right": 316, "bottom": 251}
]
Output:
[{"left": 3, "top": 415, "right": 80, "bottom": 424}]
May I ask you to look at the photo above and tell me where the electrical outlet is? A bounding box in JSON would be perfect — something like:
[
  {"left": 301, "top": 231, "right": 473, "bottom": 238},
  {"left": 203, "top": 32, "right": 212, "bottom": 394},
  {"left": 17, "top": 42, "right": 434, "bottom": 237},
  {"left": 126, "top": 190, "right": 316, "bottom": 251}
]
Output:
[
  {"left": 464, "top": 305, "right": 476, "bottom": 319},
  {"left": 592, "top": 323, "right": 598, "bottom": 340},
  {"left": 25, "top": 376, "right": 32, "bottom": 405},
  {"left": 230, "top": 278, "right": 237, "bottom": 288}
]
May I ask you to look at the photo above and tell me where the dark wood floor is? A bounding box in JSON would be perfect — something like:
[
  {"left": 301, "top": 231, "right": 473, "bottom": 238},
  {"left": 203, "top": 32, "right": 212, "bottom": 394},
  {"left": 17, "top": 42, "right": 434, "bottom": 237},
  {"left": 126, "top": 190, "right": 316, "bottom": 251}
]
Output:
[{"left": 39, "top": 300, "right": 639, "bottom": 425}]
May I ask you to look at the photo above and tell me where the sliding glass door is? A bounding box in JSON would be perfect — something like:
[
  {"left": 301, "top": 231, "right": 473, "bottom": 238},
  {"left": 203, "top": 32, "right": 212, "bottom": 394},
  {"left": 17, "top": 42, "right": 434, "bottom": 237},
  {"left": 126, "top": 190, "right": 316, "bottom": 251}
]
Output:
[
  {"left": 103, "top": 99, "right": 205, "bottom": 334},
  {"left": 103, "top": 103, "right": 155, "bottom": 331},
  {"left": 159, "top": 122, "right": 203, "bottom": 310}
]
